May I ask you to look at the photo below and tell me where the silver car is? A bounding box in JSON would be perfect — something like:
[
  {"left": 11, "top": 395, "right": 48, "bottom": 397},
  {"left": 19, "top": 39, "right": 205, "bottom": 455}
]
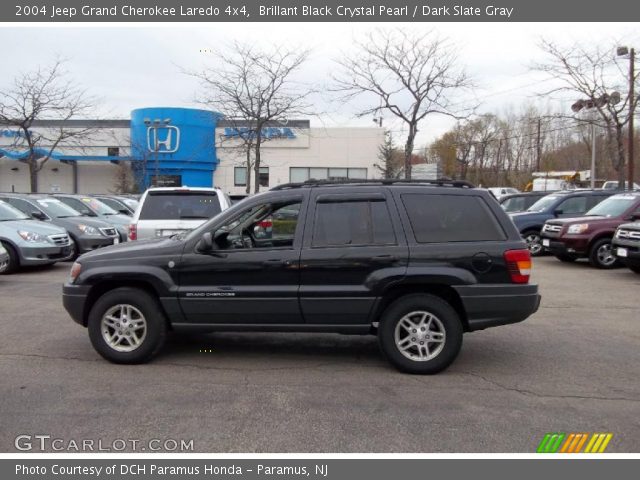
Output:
[
  {"left": 0, "top": 243, "right": 9, "bottom": 273},
  {"left": 0, "top": 200, "right": 73, "bottom": 274},
  {"left": 129, "top": 187, "right": 231, "bottom": 240}
]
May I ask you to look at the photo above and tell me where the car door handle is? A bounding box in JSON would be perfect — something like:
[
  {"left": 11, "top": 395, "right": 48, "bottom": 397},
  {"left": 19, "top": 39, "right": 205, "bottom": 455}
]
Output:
[{"left": 371, "top": 255, "right": 398, "bottom": 264}]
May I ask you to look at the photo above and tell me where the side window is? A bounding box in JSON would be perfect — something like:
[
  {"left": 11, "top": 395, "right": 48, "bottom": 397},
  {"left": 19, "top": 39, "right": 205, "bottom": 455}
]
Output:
[
  {"left": 588, "top": 195, "right": 606, "bottom": 209},
  {"left": 401, "top": 194, "right": 505, "bottom": 243},
  {"left": 558, "top": 196, "right": 588, "bottom": 214},
  {"left": 213, "top": 201, "right": 301, "bottom": 250},
  {"left": 312, "top": 200, "right": 396, "bottom": 247},
  {"left": 4, "top": 198, "right": 35, "bottom": 215}
]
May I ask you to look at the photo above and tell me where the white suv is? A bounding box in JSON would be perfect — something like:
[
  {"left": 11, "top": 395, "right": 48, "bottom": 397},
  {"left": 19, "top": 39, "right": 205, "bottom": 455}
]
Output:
[{"left": 129, "top": 187, "right": 231, "bottom": 241}]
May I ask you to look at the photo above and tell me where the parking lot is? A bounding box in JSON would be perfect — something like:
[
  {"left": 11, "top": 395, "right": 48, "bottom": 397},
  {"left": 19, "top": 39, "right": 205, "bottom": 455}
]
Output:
[{"left": 0, "top": 256, "right": 638, "bottom": 453}]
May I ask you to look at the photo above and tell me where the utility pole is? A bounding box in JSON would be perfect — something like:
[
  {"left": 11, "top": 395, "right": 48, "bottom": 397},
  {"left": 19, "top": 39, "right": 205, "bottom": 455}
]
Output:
[
  {"left": 535, "top": 118, "right": 542, "bottom": 172},
  {"left": 591, "top": 122, "right": 596, "bottom": 189},
  {"left": 629, "top": 48, "right": 635, "bottom": 191}
]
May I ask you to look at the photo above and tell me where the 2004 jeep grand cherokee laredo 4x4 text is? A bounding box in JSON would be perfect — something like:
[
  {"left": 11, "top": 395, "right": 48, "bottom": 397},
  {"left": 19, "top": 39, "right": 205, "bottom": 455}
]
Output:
[{"left": 63, "top": 180, "right": 541, "bottom": 374}]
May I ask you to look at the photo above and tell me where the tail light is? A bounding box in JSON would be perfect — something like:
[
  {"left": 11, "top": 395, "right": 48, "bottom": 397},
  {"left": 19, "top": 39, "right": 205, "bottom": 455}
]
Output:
[
  {"left": 258, "top": 220, "right": 273, "bottom": 229},
  {"left": 504, "top": 249, "right": 532, "bottom": 284},
  {"left": 128, "top": 223, "right": 137, "bottom": 241}
]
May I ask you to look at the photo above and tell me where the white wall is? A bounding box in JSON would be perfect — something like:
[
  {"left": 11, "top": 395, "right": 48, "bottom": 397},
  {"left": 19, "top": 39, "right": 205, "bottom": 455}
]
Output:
[{"left": 215, "top": 127, "right": 384, "bottom": 195}]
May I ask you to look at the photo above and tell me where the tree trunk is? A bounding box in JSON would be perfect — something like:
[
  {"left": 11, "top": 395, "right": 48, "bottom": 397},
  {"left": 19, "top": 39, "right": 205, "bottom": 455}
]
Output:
[
  {"left": 253, "top": 130, "right": 263, "bottom": 194},
  {"left": 29, "top": 159, "right": 39, "bottom": 193},
  {"left": 404, "top": 126, "right": 417, "bottom": 180},
  {"left": 245, "top": 147, "right": 252, "bottom": 195}
]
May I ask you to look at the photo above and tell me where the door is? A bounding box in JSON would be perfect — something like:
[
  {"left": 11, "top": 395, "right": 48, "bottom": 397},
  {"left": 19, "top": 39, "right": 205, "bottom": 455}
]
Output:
[
  {"left": 299, "top": 189, "right": 408, "bottom": 325},
  {"left": 555, "top": 195, "right": 588, "bottom": 217},
  {"left": 177, "top": 195, "right": 306, "bottom": 324}
]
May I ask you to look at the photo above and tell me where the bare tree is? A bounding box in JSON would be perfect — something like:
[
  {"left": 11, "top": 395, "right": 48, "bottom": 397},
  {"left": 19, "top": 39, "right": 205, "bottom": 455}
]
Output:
[
  {"left": 534, "top": 39, "right": 639, "bottom": 186},
  {"left": 374, "top": 130, "right": 403, "bottom": 179},
  {"left": 0, "top": 59, "right": 96, "bottom": 192},
  {"left": 192, "top": 42, "right": 313, "bottom": 193},
  {"left": 333, "top": 29, "right": 472, "bottom": 179}
]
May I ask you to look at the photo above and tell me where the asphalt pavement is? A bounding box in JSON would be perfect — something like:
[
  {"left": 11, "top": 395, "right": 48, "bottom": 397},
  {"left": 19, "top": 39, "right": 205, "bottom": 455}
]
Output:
[{"left": 0, "top": 257, "right": 638, "bottom": 452}]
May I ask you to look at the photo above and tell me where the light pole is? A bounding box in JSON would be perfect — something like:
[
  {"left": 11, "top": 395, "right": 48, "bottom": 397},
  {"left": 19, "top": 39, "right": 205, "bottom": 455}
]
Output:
[
  {"left": 617, "top": 46, "right": 635, "bottom": 191},
  {"left": 571, "top": 93, "right": 621, "bottom": 188}
]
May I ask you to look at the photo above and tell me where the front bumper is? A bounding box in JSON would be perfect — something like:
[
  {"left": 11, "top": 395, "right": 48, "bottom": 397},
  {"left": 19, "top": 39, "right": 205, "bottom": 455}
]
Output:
[
  {"left": 76, "top": 236, "right": 118, "bottom": 254},
  {"left": 19, "top": 244, "right": 73, "bottom": 265},
  {"left": 541, "top": 234, "right": 590, "bottom": 257},
  {"left": 454, "top": 284, "right": 541, "bottom": 331},
  {"left": 612, "top": 238, "right": 640, "bottom": 266},
  {"left": 62, "top": 283, "right": 91, "bottom": 326}
]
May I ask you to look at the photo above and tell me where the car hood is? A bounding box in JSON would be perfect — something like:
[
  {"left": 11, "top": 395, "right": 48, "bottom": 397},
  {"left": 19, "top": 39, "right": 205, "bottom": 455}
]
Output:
[
  {"left": 546, "top": 216, "right": 611, "bottom": 226},
  {"left": 0, "top": 219, "right": 67, "bottom": 235},
  {"left": 53, "top": 216, "right": 115, "bottom": 230},
  {"left": 77, "top": 236, "right": 181, "bottom": 262}
]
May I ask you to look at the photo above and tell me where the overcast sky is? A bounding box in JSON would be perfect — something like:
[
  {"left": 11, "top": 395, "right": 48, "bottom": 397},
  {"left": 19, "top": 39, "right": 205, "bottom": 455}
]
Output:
[{"left": 1, "top": 23, "right": 639, "bottom": 147}]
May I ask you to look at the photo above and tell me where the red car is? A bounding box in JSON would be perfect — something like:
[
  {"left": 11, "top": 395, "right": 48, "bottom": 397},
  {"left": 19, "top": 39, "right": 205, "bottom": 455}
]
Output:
[{"left": 540, "top": 192, "right": 640, "bottom": 268}]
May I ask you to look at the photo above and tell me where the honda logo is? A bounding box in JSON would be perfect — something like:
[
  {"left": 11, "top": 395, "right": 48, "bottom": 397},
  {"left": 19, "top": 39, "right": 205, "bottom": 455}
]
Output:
[{"left": 147, "top": 126, "right": 180, "bottom": 153}]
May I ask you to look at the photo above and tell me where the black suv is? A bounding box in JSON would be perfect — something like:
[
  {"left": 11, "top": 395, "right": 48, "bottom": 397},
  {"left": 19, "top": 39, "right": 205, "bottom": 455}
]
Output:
[{"left": 63, "top": 180, "right": 540, "bottom": 374}]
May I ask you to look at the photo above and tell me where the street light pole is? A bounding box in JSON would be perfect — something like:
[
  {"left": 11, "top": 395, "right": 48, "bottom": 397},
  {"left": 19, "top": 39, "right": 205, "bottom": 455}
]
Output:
[{"left": 629, "top": 48, "right": 635, "bottom": 191}]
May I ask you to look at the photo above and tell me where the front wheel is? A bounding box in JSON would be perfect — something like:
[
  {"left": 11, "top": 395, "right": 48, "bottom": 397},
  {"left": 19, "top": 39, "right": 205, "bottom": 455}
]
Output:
[
  {"left": 87, "top": 287, "right": 167, "bottom": 364},
  {"left": 523, "top": 230, "right": 544, "bottom": 256},
  {"left": 378, "top": 294, "right": 463, "bottom": 374},
  {"left": 588, "top": 238, "right": 619, "bottom": 269},
  {"left": 0, "top": 242, "right": 19, "bottom": 274}
]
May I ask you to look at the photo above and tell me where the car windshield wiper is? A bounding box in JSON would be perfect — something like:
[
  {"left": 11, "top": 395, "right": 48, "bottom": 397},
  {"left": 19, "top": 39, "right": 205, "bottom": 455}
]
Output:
[{"left": 179, "top": 215, "right": 209, "bottom": 219}]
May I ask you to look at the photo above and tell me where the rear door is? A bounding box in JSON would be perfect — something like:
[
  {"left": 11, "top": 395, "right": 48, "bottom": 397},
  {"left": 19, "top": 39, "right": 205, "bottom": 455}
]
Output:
[{"left": 299, "top": 188, "right": 408, "bottom": 325}]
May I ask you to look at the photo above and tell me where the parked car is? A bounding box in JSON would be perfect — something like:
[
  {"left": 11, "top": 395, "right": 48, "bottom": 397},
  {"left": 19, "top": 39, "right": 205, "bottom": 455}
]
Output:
[
  {"left": 541, "top": 192, "right": 640, "bottom": 268},
  {"left": 0, "top": 200, "right": 72, "bottom": 274},
  {"left": 500, "top": 192, "right": 551, "bottom": 213},
  {"left": 0, "top": 194, "right": 120, "bottom": 259},
  {"left": 488, "top": 187, "right": 520, "bottom": 200},
  {"left": 53, "top": 194, "right": 129, "bottom": 242},
  {"left": 612, "top": 221, "right": 640, "bottom": 274},
  {"left": 92, "top": 195, "right": 139, "bottom": 216},
  {"left": 0, "top": 243, "right": 9, "bottom": 273},
  {"left": 129, "top": 187, "right": 231, "bottom": 241},
  {"left": 509, "top": 190, "right": 613, "bottom": 256},
  {"left": 602, "top": 180, "right": 640, "bottom": 191},
  {"left": 63, "top": 179, "right": 540, "bottom": 374}
]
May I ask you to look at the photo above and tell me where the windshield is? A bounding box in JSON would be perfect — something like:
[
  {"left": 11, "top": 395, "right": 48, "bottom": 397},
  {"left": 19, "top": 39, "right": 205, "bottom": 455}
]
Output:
[
  {"left": 80, "top": 197, "right": 118, "bottom": 215},
  {"left": 36, "top": 199, "right": 81, "bottom": 218},
  {"left": 527, "top": 195, "right": 559, "bottom": 212},
  {"left": 585, "top": 195, "right": 638, "bottom": 217},
  {"left": 140, "top": 192, "right": 222, "bottom": 220},
  {"left": 0, "top": 201, "right": 30, "bottom": 221}
]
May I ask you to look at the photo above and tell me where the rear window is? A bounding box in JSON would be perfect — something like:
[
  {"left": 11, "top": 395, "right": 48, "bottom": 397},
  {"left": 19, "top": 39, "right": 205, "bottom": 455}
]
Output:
[
  {"left": 139, "top": 192, "right": 222, "bottom": 220},
  {"left": 401, "top": 194, "right": 505, "bottom": 243}
]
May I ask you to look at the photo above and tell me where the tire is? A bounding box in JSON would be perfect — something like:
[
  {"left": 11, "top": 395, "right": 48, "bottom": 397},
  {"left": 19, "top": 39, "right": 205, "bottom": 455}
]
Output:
[
  {"left": 555, "top": 253, "right": 576, "bottom": 263},
  {"left": 588, "top": 238, "right": 619, "bottom": 269},
  {"left": 66, "top": 236, "right": 78, "bottom": 261},
  {"left": 523, "top": 230, "right": 544, "bottom": 256},
  {"left": 87, "top": 287, "right": 167, "bottom": 364},
  {"left": 378, "top": 294, "right": 463, "bottom": 374},
  {"left": 0, "top": 242, "right": 19, "bottom": 274}
]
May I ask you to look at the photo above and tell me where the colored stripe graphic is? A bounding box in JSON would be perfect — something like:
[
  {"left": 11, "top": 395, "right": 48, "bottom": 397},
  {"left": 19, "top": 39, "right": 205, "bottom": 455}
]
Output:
[{"left": 538, "top": 433, "right": 613, "bottom": 453}]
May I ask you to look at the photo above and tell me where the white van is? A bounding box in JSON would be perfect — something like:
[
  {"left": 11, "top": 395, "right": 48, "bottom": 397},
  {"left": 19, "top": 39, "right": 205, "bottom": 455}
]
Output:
[{"left": 129, "top": 187, "right": 231, "bottom": 241}]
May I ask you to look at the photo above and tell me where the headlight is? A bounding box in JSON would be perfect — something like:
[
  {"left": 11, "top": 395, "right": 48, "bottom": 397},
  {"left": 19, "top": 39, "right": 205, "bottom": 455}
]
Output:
[
  {"left": 69, "top": 262, "right": 82, "bottom": 283},
  {"left": 18, "top": 230, "right": 48, "bottom": 243},
  {"left": 77, "top": 224, "right": 100, "bottom": 235},
  {"left": 567, "top": 224, "right": 589, "bottom": 234}
]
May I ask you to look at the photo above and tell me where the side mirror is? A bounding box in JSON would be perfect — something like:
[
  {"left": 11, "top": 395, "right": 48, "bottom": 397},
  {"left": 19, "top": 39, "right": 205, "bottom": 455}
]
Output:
[
  {"left": 628, "top": 213, "right": 640, "bottom": 221},
  {"left": 196, "top": 232, "right": 213, "bottom": 252},
  {"left": 554, "top": 209, "right": 563, "bottom": 217},
  {"left": 31, "top": 211, "right": 47, "bottom": 221}
]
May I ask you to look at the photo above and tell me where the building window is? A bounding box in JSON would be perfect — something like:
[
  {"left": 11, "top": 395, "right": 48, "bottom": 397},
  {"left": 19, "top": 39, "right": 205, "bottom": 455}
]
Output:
[
  {"left": 107, "top": 147, "right": 120, "bottom": 157},
  {"left": 235, "top": 167, "right": 269, "bottom": 187},
  {"left": 234, "top": 167, "right": 247, "bottom": 186},
  {"left": 289, "top": 167, "right": 367, "bottom": 183}
]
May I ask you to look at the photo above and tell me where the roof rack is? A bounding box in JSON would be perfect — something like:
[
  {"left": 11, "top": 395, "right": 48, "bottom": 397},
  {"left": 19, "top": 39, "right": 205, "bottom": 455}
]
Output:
[{"left": 271, "top": 178, "right": 476, "bottom": 191}]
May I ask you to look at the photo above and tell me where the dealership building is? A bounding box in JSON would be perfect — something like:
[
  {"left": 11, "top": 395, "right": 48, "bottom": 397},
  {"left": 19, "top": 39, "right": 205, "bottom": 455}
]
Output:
[{"left": 0, "top": 107, "right": 384, "bottom": 195}]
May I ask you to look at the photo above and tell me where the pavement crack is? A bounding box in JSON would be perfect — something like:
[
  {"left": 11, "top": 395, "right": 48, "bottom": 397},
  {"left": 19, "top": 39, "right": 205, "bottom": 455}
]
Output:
[{"left": 455, "top": 371, "right": 640, "bottom": 403}]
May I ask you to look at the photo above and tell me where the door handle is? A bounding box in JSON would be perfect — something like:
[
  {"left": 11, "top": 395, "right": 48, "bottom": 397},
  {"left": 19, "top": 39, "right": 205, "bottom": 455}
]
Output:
[{"left": 371, "top": 255, "right": 398, "bottom": 264}]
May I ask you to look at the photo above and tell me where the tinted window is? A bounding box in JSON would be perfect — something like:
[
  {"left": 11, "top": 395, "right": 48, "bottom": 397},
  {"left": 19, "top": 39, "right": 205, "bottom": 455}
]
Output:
[
  {"left": 0, "top": 201, "right": 30, "bottom": 221},
  {"left": 3, "top": 198, "right": 41, "bottom": 217},
  {"left": 558, "top": 196, "right": 588, "bottom": 215},
  {"left": 312, "top": 200, "right": 396, "bottom": 247},
  {"left": 402, "top": 194, "right": 505, "bottom": 243},
  {"left": 140, "top": 192, "right": 222, "bottom": 220}
]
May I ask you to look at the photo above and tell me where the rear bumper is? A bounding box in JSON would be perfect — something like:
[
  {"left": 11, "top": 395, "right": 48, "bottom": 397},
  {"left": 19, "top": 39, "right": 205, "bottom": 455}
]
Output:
[
  {"left": 62, "top": 283, "right": 91, "bottom": 326},
  {"left": 454, "top": 284, "right": 541, "bottom": 331}
]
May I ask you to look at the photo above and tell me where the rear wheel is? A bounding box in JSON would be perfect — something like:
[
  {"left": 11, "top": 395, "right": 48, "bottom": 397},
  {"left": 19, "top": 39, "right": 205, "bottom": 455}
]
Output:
[
  {"left": 588, "top": 238, "right": 619, "bottom": 269},
  {"left": 378, "top": 294, "right": 463, "bottom": 374},
  {"left": 0, "top": 242, "right": 19, "bottom": 274},
  {"left": 87, "top": 287, "right": 167, "bottom": 364},
  {"left": 523, "top": 230, "right": 544, "bottom": 256}
]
